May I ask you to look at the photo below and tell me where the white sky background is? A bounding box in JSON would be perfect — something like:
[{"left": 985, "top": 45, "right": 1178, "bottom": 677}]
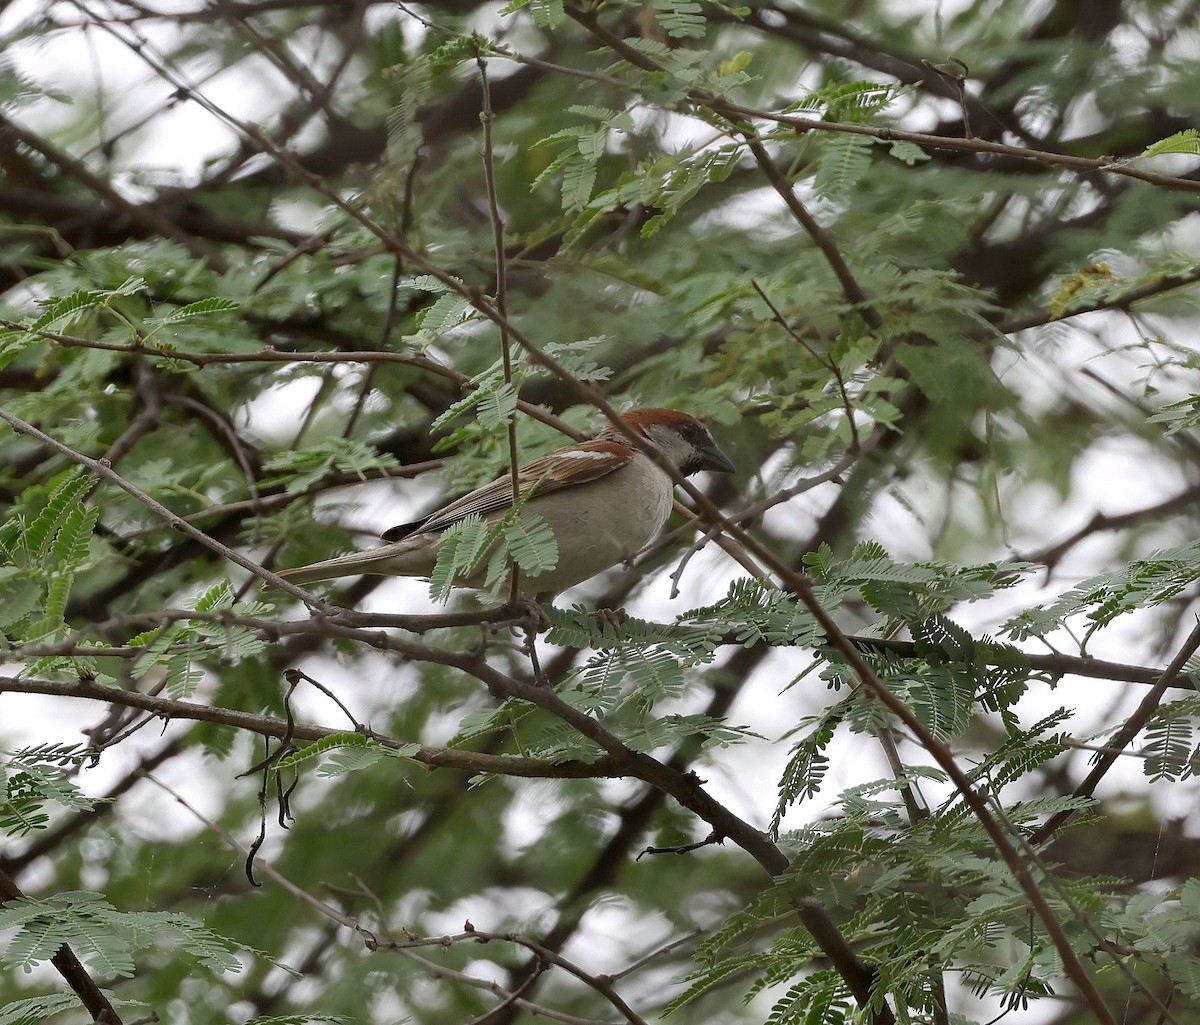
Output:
[{"left": 4, "top": 2, "right": 1200, "bottom": 1022}]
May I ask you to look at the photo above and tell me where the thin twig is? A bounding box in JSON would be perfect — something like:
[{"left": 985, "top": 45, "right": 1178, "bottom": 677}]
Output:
[
  {"left": 0, "top": 408, "right": 331, "bottom": 610},
  {"left": 751, "top": 279, "right": 861, "bottom": 452},
  {"left": 7, "top": 607, "right": 1193, "bottom": 692},
  {"left": 476, "top": 42, "right": 523, "bottom": 608},
  {"left": 1031, "top": 617, "right": 1200, "bottom": 847},
  {"left": 0, "top": 674, "right": 624, "bottom": 779},
  {"left": 140, "top": 774, "right": 622, "bottom": 1025},
  {"left": 743, "top": 142, "right": 883, "bottom": 333}
]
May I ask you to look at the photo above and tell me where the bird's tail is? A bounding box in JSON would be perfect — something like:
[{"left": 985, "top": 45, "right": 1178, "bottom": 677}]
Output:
[{"left": 267, "top": 543, "right": 417, "bottom": 589}]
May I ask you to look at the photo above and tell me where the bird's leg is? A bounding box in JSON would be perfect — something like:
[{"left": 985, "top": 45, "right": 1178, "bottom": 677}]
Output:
[{"left": 594, "top": 606, "right": 628, "bottom": 638}]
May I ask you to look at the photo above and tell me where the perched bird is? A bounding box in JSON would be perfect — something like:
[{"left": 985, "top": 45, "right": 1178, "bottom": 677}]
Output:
[{"left": 274, "top": 407, "right": 735, "bottom": 598}]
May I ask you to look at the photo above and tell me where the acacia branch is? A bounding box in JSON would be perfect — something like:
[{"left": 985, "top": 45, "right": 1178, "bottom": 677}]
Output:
[
  {"left": 563, "top": 5, "right": 1200, "bottom": 196},
  {"left": 1031, "top": 617, "right": 1200, "bottom": 847},
  {"left": 10, "top": 606, "right": 1187, "bottom": 690},
  {"left": 1020, "top": 481, "right": 1200, "bottom": 569},
  {"left": 743, "top": 142, "right": 883, "bottom": 332},
  {"left": 0, "top": 676, "right": 624, "bottom": 780},
  {"left": 392, "top": 925, "right": 649, "bottom": 1025},
  {"left": 0, "top": 408, "right": 334, "bottom": 610},
  {"left": 0, "top": 323, "right": 586, "bottom": 443},
  {"left": 0, "top": 867, "right": 125, "bottom": 1024},
  {"left": 995, "top": 261, "right": 1200, "bottom": 335}
]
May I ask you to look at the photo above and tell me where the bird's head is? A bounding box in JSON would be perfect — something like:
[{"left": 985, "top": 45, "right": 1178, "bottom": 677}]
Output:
[{"left": 610, "top": 407, "right": 736, "bottom": 476}]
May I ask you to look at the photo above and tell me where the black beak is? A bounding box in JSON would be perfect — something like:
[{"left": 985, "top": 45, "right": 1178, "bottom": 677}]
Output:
[{"left": 696, "top": 442, "right": 735, "bottom": 475}]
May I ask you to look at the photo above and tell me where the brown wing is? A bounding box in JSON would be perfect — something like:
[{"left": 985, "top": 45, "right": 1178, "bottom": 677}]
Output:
[{"left": 381, "top": 440, "right": 633, "bottom": 541}]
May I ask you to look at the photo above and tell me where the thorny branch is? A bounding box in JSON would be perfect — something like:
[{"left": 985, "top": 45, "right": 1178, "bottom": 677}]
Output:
[{"left": 6, "top": 3, "right": 1200, "bottom": 1021}]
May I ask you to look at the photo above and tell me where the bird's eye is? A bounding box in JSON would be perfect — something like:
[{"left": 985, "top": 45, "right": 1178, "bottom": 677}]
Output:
[{"left": 681, "top": 422, "right": 701, "bottom": 439}]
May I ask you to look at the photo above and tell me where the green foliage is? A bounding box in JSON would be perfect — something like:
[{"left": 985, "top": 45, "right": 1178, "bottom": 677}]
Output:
[
  {"left": 0, "top": 468, "right": 100, "bottom": 642},
  {"left": 1149, "top": 393, "right": 1200, "bottom": 434},
  {"left": 1141, "top": 129, "right": 1200, "bottom": 158},
  {"left": 764, "top": 972, "right": 852, "bottom": 1025},
  {"left": 0, "top": 891, "right": 244, "bottom": 978},
  {"left": 0, "top": 744, "right": 95, "bottom": 838},
  {"left": 0, "top": 992, "right": 89, "bottom": 1025},
  {"left": 23, "top": 276, "right": 146, "bottom": 337},
  {"left": 5, "top": 1, "right": 1200, "bottom": 1022},
  {"left": 1141, "top": 696, "right": 1200, "bottom": 782},
  {"left": 264, "top": 440, "right": 401, "bottom": 495},
  {"left": 682, "top": 578, "right": 822, "bottom": 646},
  {"left": 534, "top": 106, "right": 635, "bottom": 212},
  {"left": 1003, "top": 539, "right": 1200, "bottom": 645},
  {"left": 243, "top": 1017, "right": 353, "bottom": 1025},
  {"left": 772, "top": 694, "right": 854, "bottom": 830},
  {"left": 271, "top": 733, "right": 420, "bottom": 777}
]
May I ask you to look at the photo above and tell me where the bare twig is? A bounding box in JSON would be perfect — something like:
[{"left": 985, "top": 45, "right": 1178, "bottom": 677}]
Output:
[
  {"left": 140, "top": 774, "right": 629, "bottom": 1025},
  {"left": 0, "top": 674, "right": 624, "bottom": 780},
  {"left": 743, "top": 143, "right": 883, "bottom": 333},
  {"left": 393, "top": 923, "right": 650, "bottom": 1025}
]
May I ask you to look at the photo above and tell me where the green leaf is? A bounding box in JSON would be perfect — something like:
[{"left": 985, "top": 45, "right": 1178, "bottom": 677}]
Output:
[
  {"left": 23, "top": 469, "right": 93, "bottom": 561},
  {"left": 1141, "top": 129, "right": 1200, "bottom": 158},
  {"left": 191, "top": 580, "right": 235, "bottom": 612},
  {"left": 416, "top": 292, "right": 476, "bottom": 336},
  {"left": 429, "top": 514, "right": 501, "bottom": 601},
  {"left": 0, "top": 993, "right": 85, "bottom": 1025},
  {"left": 888, "top": 139, "right": 930, "bottom": 165},
  {"left": 147, "top": 297, "right": 240, "bottom": 325},
  {"left": 164, "top": 648, "right": 204, "bottom": 699},
  {"left": 813, "top": 134, "right": 875, "bottom": 198},
  {"left": 47, "top": 502, "right": 98, "bottom": 569},
  {"left": 652, "top": 0, "right": 706, "bottom": 38},
  {"left": 476, "top": 382, "right": 518, "bottom": 429},
  {"left": 503, "top": 512, "right": 559, "bottom": 576}
]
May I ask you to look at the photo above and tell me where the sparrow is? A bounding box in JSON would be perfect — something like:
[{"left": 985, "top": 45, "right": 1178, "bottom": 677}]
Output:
[{"left": 273, "top": 407, "right": 735, "bottom": 598}]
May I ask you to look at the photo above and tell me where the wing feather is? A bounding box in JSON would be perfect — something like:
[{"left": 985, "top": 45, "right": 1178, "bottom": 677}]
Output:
[{"left": 382, "top": 440, "right": 632, "bottom": 541}]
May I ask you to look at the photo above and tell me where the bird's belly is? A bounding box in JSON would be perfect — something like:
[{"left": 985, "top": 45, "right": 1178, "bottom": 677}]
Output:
[{"left": 510, "top": 457, "right": 673, "bottom": 594}]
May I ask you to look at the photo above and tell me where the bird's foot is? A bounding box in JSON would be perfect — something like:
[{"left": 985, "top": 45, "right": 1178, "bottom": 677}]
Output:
[
  {"left": 509, "top": 594, "right": 551, "bottom": 634},
  {"left": 594, "top": 607, "right": 628, "bottom": 637}
]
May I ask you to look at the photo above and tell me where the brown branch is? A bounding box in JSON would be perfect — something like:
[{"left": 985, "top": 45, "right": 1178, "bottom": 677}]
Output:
[
  {"left": 0, "top": 675, "right": 623, "bottom": 780},
  {"left": 476, "top": 44, "right": 522, "bottom": 605},
  {"left": 1020, "top": 481, "right": 1200, "bottom": 569},
  {"left": 9, "top": 607, "right": 1188, "bottom": 693},
  {"left": 378, "top": 640, "right": 888, "bottom": 1018},
  {"left": 710, "top": 98, "right": 1200, "bottom": 195},
  {"left": 13, "top": 12, "right": 1160, "bottom": 1015},
  {"left": 141, "top": 772, "right": 632, "bottom": 1025},
  {"left": 0, "top": 324, "right": 586, "bottom": 443},
  {"left": 750, "top": 280, "right": 862, "bottom": 449},
  {"left": 1031, "top": 617, "right": 1200, "bottom": 847},
  {"left": 393, "top": 924, "right": 649, "bottom": 1025},
  {"left": 743, "top": 142, "right": 883, "bottom": 332},
  {"left": 563, "top": 6, "right": 1200, "bottom": 196},
  {"left": 0, "top": 111, "right": 224, "bottom": 269}
]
